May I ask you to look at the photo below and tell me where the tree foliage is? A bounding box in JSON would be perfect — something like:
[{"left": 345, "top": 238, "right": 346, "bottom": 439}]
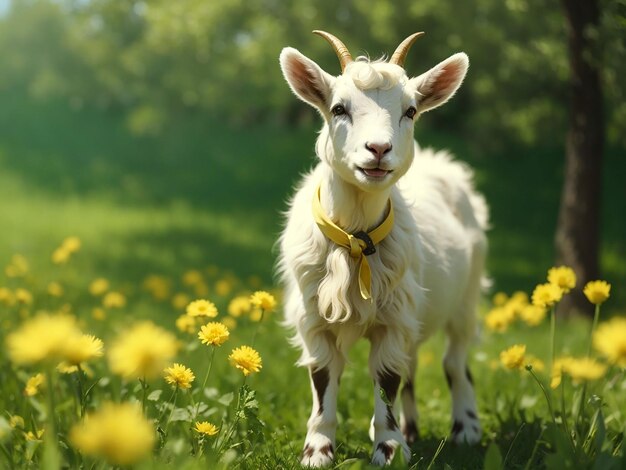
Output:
[{"left": 0, "top": 0, "right": 623, "bottom": 149}]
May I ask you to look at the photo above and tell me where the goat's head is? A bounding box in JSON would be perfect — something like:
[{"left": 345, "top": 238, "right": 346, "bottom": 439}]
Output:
[{"left": 280, "top": 31, "right": 468, "bottom": 192}]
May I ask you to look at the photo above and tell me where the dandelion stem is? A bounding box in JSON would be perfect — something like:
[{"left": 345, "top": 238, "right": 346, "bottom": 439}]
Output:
[
  {"left": 194, "top": 346, "right": 217, "bottom": 420},
  {"left": 527, "top": 366, "right": 557, "bottom": 426},
  {"left": 76, "top": 365, "right": 85, "bottom": 418},
  {"left": 164, "top": 387, "right": 179, "bottom": 434},
  {"left": 577, "top": 304, "right": 602, "bottom": 433},
  {"left": 523, "top": 426, "right": 545, "bottom": 470},
  {"left": 587, "top": 304, "right": 601, "bottom": 357},
  {"left": 549, "top": 306, "right": 557, "bottom": 372},
  {"left": 251, "top": 309, "right": 265, "bottom": 347},
  {"left": 141, "top": 377, "right": 148, "bottom": 416},
  {"left": 158, "top": 388, "right": 178, "bottom": 423}
]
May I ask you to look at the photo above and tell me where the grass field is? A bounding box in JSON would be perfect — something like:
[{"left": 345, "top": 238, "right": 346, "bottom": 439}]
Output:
[{"left": 0, "top": 94, "right": 625, "bottom": 468}]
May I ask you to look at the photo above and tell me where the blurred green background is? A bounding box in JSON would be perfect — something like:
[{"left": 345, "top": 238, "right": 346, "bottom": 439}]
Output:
[{"left": 0, "top": 0, "right": 625, "bottom": 309}]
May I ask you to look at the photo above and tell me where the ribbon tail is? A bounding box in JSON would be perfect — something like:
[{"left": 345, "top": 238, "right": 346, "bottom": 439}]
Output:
[{"left": 358, "top": 257, "right": 372, "bottom": 301}]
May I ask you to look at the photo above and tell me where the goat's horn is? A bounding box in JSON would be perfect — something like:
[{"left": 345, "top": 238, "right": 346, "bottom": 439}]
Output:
[
  {"left": 389, "top": 32, "right": 425, "bottom": 68},
  {"left": 312, "top": 30, "right": 353, "bottom": 72}
]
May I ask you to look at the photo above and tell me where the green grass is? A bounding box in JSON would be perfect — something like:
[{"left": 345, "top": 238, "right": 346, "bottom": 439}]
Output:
[{"left": 0, "top": 94, "right": 625, "bottom": 468}]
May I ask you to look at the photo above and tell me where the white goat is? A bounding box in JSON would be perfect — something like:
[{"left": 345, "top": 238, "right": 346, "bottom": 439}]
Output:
[{"left": 278, "top": 31, "right": 488, "bottom": 467}]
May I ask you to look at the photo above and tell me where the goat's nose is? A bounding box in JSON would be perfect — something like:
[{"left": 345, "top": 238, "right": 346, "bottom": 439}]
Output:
[{"left": 365, "top": 142, "right": 392, "bottom": 159}]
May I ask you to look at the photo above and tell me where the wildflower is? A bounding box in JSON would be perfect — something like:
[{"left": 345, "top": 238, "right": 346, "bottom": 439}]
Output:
[
  {"left": 172, "top": 292, "right": 190, "bottom": 310},
  {"left": 198, "top": 322, "right": 230, "bottom": 346},
  {"left": 89, "top": 278, "right": 110, "bottom": 296},
  {"left": 215, "top": 279, "right": 233, "bottom": 297},
  {"left": 69, "top": 402, "right": 155, "bottom": 466},
  {"left": 175, "top": 314, "right": 196, "bottom": 334},
  {"left": 52, "top": 247, "right": 71, "bottom": 264},
  {"left": 531, "top": 283, "right": 563, "bottom": 309},
  {"left": 222, "top": 316, "right": 237, "bottom": 331},
  {"left": 24, "top": 373, "right": 45, "bottom": 397},
  {"left": 6, "top": 314, "right": 81, "bottom": 365},
  {"left": 62, "top": 236, "right": 81, "bottom": 253},
  {"left": 0, "top": 287, "right": 15, "bottom": 306},
  {"left": 525, "top": 355, "right": 546, "bottom": 373},
  {"left": 9, "top": 415, "right": 24, "bottom": 429},
  {"left": 593, "top": 317, "right": 626, "bottom": 367},
  {"left": 143, "top": 275, "right": 171, "bottom": 301},
  {"left": 183, "top": 270, "right": 204, "bottom": 286},
  {"left": 63, "top": 334, "right": 104, "bottom": 365},
  {"left": 484, "top": 307, "right": 514, "bottom": 333},
  {"left": 5, "top": 254, "right": 29, "bottom": 277},
  {"left": 194, "top": 421, "right": 219, "bottom": 436},
  {"left": 228, "top": 296, "right": 252, "bottom": 317},
  {"left": 250, "top": 308, "right": 263, "bottom": 322},
  {"left": 186, "top": 299, "right": 218, "bottom": 318},
  {"left": 92, "top": 308, "right": 106, "bottom": 321},
  {"left": 519, "top": 305, "right": 547, "bottom": 327},
  {"left": 47, "top": 282, "right": 64, "bottom": 297},
  {"left": 250, "top": 291, "right": 277, "bottom": 313},
  {"left": 229, "top": 345, "right": 262, "bottom": 376},
  {"left": 548, "top": 266, "right": 576, "bottom": 293},
  {"left": 103, "top": 291, "right": 126, "bottom": 309},
  {"left": 583, "top": 280, "right": 611, "bottom": 305},
  {"left": 14, "top": 288, "right": 33, "bottom": 306},
  {"left": 24, "top": 429, "right": 44, "bottom": 441},
  {"left": 500, "top": 344, "right": 526, "bottom": 370},
  {"left": 164, "top": 363, "right": 195, "bottom": 389},
  {"left": 108, "top": 322, "right": 178, "bottom": 380},
  {"left": 550, "top": 356, "right": 575, "bottom": 389},
  {"left": 561, "top": 357, "right": 607, "bottom": 384}
]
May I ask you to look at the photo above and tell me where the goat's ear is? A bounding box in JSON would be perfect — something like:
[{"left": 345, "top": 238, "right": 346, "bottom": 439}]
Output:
[
  {"left": 280, "top": 47, "right": 335, "bottom": 110},
  {"left": 409, "top": 53, "right": 469, "bottom": 114}
]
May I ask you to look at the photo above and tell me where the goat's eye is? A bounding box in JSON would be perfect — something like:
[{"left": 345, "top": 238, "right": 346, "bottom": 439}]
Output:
[
  {"left": 405, "top": 106, "right": 417, "bottom": 119},
  {"left": 331, "top": 104, "right": 346, "bottom": 116}
]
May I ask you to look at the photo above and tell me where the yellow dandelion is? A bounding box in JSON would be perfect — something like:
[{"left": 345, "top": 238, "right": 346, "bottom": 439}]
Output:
[
  {"left": 525, "top": 354, "right": 546, "bottom": 373},
  {"left": 492, "top": 292, "right": 509, "bottom": 306},
  {"left": 547, "top": 266, "right": 576, "bottom": 293},
  {"left": 0, "top": 287, "right": 15, "bottom": 306},
  {"left": 15, "top": 288, "right": 33, "bottom": 306},
  {"left": 172, "top": 292, "right": 191, "bottom": 311},
  {"left": 583, "top": 280, "right": 611, "bottom": 305},
  {"left": 9, "top": 415, "right": 24, "bottom": 429},
  {"left": 62, "top": 236, "right": 81, "bottom": 253},
  {"left": 47, "top": 282, "right": 64, "bottom": 297},
  {"left": 89, "top": 278, "right": 110, "bottom": 296},
  {"left": 222, "top": 316, "right": 237, "bottom": 331},
  {"left": 484, "top": 307, "right": 515, "bottom": 333},
  {"left": 24, "top": 373, "right": 45, "bottom": 397},
  {"left": 143, "top": 275, "right": 171, "bottom": 301},
  {"left": 69, "top": 402, "right": 155, "bottom": 466},
  {"left": 92, "top": 307, "right": 106, "bottom": 321},
  {"left": 500, "top": 344, "right": 526, "bottom": 370},
  {"left": 164, "top": 363, "right": 195, "bottom": 389},
  {"left": 198, "top": 322, "right": 230, "bottom": 346},
  {"left": 519, "top": 305, "right": 547, "bottom": 327},
  {"left": 194, "top": 421, "right": 219, "bottom": 436},
  {"left": 186, "top": 299, "right": 218, "bottom": 318},
  {"left": 183, "top": 270, "right": 204, "bottom": 286},
  {"left": 103, "top": 291, "right": 126, "bottom": 309},
  {"left": 175, "top": 314, "right": 196, "bottom": 334},
  {"left": 250, "top": 291, "right": 276, "bottom": 313},
  {"left": 108, "top": 322, "right": 178, "bottom": 380},
  {"left": 551, "top": 356, "right": 575, "bottom": 389},
  {"left": 229, "top": 345, "right": 262, "bottom": 376},
  {"left": 531, "top": 283, "right": 563, "bottom": 309},
  {"left": 215, "top": 279, "right": 233, "bottom": 297},
  {"left": 5, "top": 254, "right": 29, "bottom": 277},
  {"left": 52, "top": 247, "right": 71, "bottom": 264},
  {"left": 6, "top": 314, "right": 82, "bottom": 365},
  {"left": 63, "top": 334, "right": 104, "bottom": 365},
  {"left": 228, "top": 296, "right": 251, "bottom": 317},
  {"left": 250, "top": 308, "right": 263, "bottom": 322},
  {"left": 593, "top": 317, "right": 626, "bottom": 367},
  {"left": 561, "top": 357, "right": 607, "bottom": 384},
  {"left": 24, "top": 429, "right": 44, "bottom": 441}
]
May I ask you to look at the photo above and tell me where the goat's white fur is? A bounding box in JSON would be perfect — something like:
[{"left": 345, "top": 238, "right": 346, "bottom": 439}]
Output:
[{"left": 278, "top": 45, "right": 487, "bottom": 467}]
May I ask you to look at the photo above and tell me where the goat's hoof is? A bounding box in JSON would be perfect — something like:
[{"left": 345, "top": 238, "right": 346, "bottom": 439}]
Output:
[
  {"left": 371, "top": 440, "right": 410, "bottom": 466},
  {"left": 450, "top": 412, "right": 482, "bottom": 445},
  {"left": 301, "top": 441, "right": 334, "bottom": 468}
]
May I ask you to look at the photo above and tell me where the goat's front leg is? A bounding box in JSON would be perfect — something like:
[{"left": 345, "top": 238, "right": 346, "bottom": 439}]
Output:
[
  {"left": 302, "top": 350, "right": 344, "bottom": 467},
  {"left": 368, "top": 329, "right": 411, "bottom": 466}
]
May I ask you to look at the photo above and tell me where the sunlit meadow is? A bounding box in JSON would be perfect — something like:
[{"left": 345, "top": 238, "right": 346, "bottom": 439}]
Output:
[{"left": 1, "top": 236, "right": 625, "bottom": 469}]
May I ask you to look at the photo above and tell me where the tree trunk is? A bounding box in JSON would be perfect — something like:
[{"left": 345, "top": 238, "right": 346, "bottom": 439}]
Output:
[{"left": 556, "top": 0, "right": 604, "bottom": 316}]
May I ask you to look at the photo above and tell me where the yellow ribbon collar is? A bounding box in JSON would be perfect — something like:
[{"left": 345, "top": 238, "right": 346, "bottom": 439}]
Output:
[{"left": 312, "top": 185, "right": 394, "bottom": 301}]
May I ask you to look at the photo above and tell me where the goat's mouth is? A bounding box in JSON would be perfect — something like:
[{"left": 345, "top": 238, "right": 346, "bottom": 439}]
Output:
[{"left": 358, "top": 167, "right": 393, "bottom": 179}]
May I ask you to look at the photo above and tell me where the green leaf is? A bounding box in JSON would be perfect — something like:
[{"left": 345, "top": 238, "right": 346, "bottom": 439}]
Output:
[
  {"left": 148, "top": 389, "right": 163, "bottom": 401},
  {"left": 169, "top": 407, "right": 191, "bottom": 422},
  {"left": 218, "top": 392, "right": 234, "bottom": 406},
  {"left": 484, "top": 442, "right": 503, "bottom": 470}
]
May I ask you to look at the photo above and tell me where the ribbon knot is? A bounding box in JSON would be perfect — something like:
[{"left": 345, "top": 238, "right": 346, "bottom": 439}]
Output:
[{"left": 312, "top": 185, "right": 394, "bottom": 301}]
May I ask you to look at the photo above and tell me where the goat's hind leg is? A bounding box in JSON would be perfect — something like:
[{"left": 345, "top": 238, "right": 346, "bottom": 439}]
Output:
[
  {"left": 443, "top": 328, "right": 481, "bottom": 445},
  {"left": 301, "top": 350, "right": 344, "bottom": 467},
  {"left": 399, "top": 345, "right": 419, "bottom": 446}
]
